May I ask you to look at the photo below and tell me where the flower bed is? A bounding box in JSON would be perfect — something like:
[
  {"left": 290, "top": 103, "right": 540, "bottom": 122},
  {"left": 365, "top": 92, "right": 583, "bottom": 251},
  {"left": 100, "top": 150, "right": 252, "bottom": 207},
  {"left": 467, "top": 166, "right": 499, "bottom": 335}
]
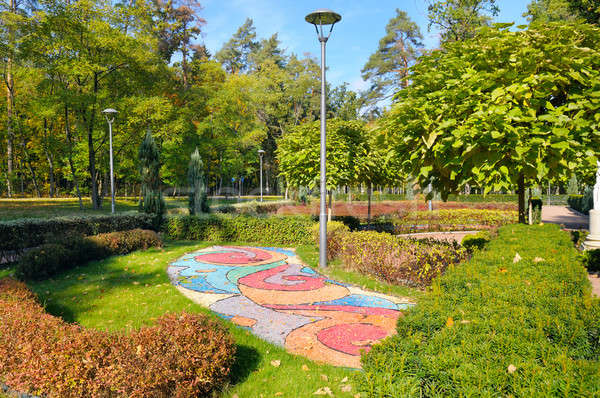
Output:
[{"left": 0, "top": 278, "right": 235, "bottom": 398}]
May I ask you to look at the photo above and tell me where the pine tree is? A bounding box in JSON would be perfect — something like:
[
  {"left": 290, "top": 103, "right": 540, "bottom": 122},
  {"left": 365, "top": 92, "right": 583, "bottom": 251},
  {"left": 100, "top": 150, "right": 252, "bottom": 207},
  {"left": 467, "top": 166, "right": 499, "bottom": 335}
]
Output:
[
  {"left": 361, "top": 9, "right": 423, "bottom": 107},
  {"left": 215, "top": 18, "right": 258, "bottom": 74},
  {"left": 187, "top": 148, "right": 209, "bottom": 215},
  {"left": 139, "top": 129, "right": 165, "bottom": 223}
]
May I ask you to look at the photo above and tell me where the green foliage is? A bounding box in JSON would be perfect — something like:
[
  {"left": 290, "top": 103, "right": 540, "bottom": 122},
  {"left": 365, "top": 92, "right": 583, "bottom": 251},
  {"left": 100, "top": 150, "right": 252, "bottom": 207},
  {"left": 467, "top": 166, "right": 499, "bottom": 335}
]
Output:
[
  {"left": 524, "top": 0, "right": 577, "bottom": 23},
  {"left": 334, "top": 230, "right": 468, "bottom": 287},
  {"left": 215, "top": 17, "right": 258, "bottom": 74},
  {"left": 358, "top": 224, "right": 600, "bottom": 396},
  {"left": 361, "top": 9, "right": 423, "bottom": 107},
  {"left": 0, "top": 213, "right": 154, "bottom": 255},
  {"left": 568, "top": 188, "right": 594, "bottom": 214},
  {"left": 386, "top": 22, "right": 600, "bottom": 217},
  {"left": 530, "top": 197, "right": 543, "bottom": 224},
  {"left": 427, "top": 0, "right": 499, "bottom": 43},
  {"left": 187, "top": 148, "right": 209, "bottom": 215},
  {"left": 139, "top": 130, "right": 166, "bottom": 225},
  {"left": 0, "top": 278, "right": 235, "bottom": 397},
  {"left": 567, "top": 174, "right": 580, "bottom": 194},
  {"left": 15, "top": 229, "right": 162, "bottom": 281},
  {"left": 566, "top": 0, "right": 600, "bottom": 24},
  {"left": 461, "top": 230, "right": 492, "bottom": 251},
  {"left": 584, "top": 249, "right": 600, "bottom": 272},
  {"left": 164, "top": 214, "right": 314, "bottom": 245}
]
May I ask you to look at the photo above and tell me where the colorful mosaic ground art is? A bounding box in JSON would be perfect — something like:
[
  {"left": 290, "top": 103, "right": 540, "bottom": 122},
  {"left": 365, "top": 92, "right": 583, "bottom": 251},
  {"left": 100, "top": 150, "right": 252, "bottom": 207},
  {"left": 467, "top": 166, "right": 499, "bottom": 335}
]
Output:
[{"left": 168, "top": 246, "right": 414, "bottom": 368}]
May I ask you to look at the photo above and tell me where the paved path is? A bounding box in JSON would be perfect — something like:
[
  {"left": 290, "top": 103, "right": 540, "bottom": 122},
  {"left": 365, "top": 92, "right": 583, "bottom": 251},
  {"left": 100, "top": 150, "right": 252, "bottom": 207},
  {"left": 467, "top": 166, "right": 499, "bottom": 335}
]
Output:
[
  {"left": 542, "top": 205, "right": 589, "bottom": 230},
  {"left": 168, "top": 246, "right": 413, "bottom": 368}
]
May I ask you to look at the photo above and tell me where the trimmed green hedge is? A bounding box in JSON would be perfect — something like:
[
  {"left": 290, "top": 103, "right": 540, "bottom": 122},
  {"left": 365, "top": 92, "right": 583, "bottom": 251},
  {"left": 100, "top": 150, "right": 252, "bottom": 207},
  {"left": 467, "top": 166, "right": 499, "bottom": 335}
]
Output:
[
  {"left": 568, "top": 189, "right": 593, "bottom": 215},
  {"left": 0, "top": 213, "right": 155, "bottom": 254},
  {"left": 15, "top": 229, "right": 162, "bottom": 281},
  {"left": 164, "top": 214, "right": 314, "bottom": 245},
  {"left": 359, "top": 224, "right": 600, "bottom": 396}
]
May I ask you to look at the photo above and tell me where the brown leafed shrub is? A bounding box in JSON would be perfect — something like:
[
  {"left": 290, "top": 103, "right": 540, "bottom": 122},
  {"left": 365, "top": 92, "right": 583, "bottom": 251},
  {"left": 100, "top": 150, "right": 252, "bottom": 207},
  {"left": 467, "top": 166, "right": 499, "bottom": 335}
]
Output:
[
  {"left": 0, "top": 278, "right": 235, "bottom": 397},
  {"left": 336, "top": 231, "right": 468, "bottom": 287},
  {"left": 88, "top": 228, "right": 163, "bottom": 255}
]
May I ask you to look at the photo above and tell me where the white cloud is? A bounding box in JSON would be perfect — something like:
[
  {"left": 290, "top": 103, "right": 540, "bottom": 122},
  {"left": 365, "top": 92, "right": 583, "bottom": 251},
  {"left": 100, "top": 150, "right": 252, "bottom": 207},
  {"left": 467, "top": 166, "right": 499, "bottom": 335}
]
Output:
[{"left": 349, "top": 76, "right": 368, "bottom": 92}]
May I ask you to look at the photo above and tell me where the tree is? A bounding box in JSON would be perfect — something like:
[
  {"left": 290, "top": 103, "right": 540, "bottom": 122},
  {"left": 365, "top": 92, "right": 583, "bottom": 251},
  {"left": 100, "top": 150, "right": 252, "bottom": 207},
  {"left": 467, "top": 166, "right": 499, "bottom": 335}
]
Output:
[
  {"left": 328, "top": 83, "right": 363, "bottom": 121},
  {"left": 427, "top": 0, "right": 499, "bottom": 43},
  {"left": 277, "top": 119, "right": 369, "bottom": 194},
  {"left": 385, "top": 22, "right": 600, "bottom": 223},
  {"left": 361, "top": 9, "right": 423, "bottom": 107},
  {"left": 216, "top": 18, "right": 258, "bottom": 74},
  {"left": 566, "top": 0, "right": 600, "bottom": 24},
  {"left": 524, "top": 0, "right": 576, "bottom": 23},
  {"left": 139, "top": 129, "right": 165, "bottom": 222},
  {"left": 187, "top": 148, "right": 208, "bottom": 214}
]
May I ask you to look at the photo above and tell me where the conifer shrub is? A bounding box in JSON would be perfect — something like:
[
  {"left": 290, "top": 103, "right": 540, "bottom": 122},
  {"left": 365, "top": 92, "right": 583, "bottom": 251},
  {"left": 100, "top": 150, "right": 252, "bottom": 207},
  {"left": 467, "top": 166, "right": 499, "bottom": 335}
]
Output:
[
  {"left": 358, "top": 224, "right": 600, "bottom": 396},
  {"left": 0, "top": 278, "right": 235, "bottom": 398}
]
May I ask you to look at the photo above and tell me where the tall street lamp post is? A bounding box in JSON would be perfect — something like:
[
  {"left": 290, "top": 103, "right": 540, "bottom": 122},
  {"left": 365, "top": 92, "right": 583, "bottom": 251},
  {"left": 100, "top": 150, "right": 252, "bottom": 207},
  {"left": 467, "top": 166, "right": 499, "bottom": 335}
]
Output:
[
  {"left": 258, "top": 149, "right": 265, "bottom": 202},
  {"left": 305, "top": 9, "right": 341, "bottom": 268},
  {"left": 102, "top": 108, "right": 118, "bottom": 214}
]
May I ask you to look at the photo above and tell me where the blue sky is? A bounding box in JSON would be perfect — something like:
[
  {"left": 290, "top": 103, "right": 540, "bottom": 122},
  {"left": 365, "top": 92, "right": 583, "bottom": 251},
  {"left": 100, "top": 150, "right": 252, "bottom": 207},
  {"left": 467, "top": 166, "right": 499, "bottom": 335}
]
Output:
[{"left": 199, "top": 0, "right": 529, "bottom": 91}]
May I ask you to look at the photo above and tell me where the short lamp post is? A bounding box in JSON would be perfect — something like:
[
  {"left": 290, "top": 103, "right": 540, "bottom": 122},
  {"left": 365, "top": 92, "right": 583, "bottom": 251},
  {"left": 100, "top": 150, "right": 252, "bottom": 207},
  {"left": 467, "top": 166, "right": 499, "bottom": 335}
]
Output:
[
  {"left": 258, "top": 149, "right": 265, "bottom": 202},
  {"left": 102, "top": 108, "right": 118, "bottom": 214},
  {"left": 584, "top": 160, "right": 600, "bottom": 249},
  {"left": 305, "top": 8, "right": 341, "bottom": 268}
]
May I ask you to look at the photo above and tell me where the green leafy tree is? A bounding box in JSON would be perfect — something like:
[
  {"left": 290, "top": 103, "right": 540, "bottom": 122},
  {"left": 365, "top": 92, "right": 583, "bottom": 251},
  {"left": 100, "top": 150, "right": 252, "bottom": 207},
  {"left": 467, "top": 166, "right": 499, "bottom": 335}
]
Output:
[
  {"left": 328, "top": 83, "right": 363, "bottom": 121},
  {"left": 385, "top": 22, "right": 600, "bottom": 223},
  {"left": 187, "top": 148, "right": 209, "bottom": 214},
  {"left": 566, "top": 0, "right": 600, "bottom": 24},
  {"left": 524, "top": 0, "right": 577, "bottom": 23},
  {"left": 361, "top": 9, "right": 423, "bottom": 106},
  {"left": 427, "top": 0, "right": 499, "bottom": 44},
  {"left": 139, "top": 129, "right": 165, "bottom": 222},
  {"left": 216, "top": 18, "right": 258, "bottom": 74}
]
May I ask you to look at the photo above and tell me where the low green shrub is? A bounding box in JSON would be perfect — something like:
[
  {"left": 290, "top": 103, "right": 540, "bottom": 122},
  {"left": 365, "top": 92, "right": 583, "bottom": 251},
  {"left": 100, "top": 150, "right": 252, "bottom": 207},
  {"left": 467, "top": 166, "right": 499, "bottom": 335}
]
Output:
[
  {"left": 461, "top": 230, "right": 492, "bottom": 252},
  {"left": 359, "top": 224, "right": 600, "bottom": 396},
  {"left": 530, "top": 197, "right": 543, "bottom": 224},
  {"left": 15, "top": 229, "right": 162, "bottom": 281},
  {"left": 336, "top": 231, "right": 468, "bottom": 287},
  {"left": 0, "top": 213, "right": 155, "bottom": 255},
  {"left": 164, "top": 214, "right": 313, "bottom": 245},
  {"left": 585, "top": 249, "right": 600, "bottom": 273},
  {"left": 0, "top": 277, "right": 235, "bottom": 397}
]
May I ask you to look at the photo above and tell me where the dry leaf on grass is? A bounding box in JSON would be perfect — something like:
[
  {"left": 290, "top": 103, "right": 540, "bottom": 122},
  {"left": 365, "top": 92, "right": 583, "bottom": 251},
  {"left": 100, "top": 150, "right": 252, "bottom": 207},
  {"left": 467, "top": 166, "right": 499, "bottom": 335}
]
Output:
[
  {"left": 270, "top": 360, "right": 281, "bottom": 367},
  {"left": 313, "top": 387, "right": 333, "bottom": 396},
  {"left": 513, "top": 253, "right": 522, "bottom": 263}
]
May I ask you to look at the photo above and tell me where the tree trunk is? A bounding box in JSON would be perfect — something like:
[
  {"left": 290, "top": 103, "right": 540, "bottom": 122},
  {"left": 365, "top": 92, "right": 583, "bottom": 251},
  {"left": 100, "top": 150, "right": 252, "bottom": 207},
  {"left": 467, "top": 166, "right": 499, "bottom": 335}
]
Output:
[
  {"left": 43, "top": 119, "right": 55, "bottom": 197},
  {"left": 518, "top": 173, "right": 526, "bottom": 224},
  {"left": 20, "top": 137, "right": 42, "bottom": 197},
  {"left": 65, "top": 105, "right": 83, "bottom": 209},
  {"left": 348, "top": 185, "right": 352, "bottom": 204},
  {"left": 5, "top": 47, "right": 14, "bottom": 197},
  {"left": 86, "top": 73, "right": 100, "bottom": 209}
]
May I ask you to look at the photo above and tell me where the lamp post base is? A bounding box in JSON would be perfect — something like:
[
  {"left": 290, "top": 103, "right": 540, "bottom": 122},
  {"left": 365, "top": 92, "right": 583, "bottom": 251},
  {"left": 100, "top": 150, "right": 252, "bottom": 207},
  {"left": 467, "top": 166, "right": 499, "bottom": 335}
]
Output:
[{"left": 584, "top": 209, "right": 600, "bottom": 250}]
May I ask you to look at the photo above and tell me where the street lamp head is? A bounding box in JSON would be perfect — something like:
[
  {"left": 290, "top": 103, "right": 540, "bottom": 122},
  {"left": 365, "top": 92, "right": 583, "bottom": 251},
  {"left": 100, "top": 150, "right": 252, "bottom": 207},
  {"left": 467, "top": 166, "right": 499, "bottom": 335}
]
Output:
[
  {"left": 305, "top": 9, "right": 341, "bottom": 41},
  {"left": 102, "top": 108, "right": 118, "bottom": 123}
]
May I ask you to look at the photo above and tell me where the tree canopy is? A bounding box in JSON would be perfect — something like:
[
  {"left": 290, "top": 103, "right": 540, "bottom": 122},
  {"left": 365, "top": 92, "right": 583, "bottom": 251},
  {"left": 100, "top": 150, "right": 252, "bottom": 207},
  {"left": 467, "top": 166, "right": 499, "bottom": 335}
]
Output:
[
  {"left": 427, "top": 0, "right": 500, "bottom": 43},
  {"left": 385, "top": 22, "right": 600, "bottom": 221}
]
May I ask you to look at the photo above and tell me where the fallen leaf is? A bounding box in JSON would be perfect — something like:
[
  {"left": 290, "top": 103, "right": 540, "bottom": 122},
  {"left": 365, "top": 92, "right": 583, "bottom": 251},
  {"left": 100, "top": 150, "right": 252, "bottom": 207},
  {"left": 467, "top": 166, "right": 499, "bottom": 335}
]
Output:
[
  {"left": 354, "top": 394, "right": 361, "bottom": 398},
  {"left": 270, "top": 360, "right": 281, "bottom": 367},
  {"left": 302, "top": 365, "right": 310, "bottom": 371},
  {"left": 341, "top": 384, "right": 352, "bottom": 392},
  {"left": 275, "top": 393, "right": 283, "bottom": 396},
  {"left": 513, "top": 253, "right": 522, "bottom": 263},
  {"left": 499, "top": 268, "right": 508, "bottom": 273},
  {"left": 341, "top": 377, "right": 348, "bottom": 383},
  {"left": 313, "top": 387, "right": 333, "bottom": 396},
  {"left": 460, "top": 320, "right": 471, "bottom": 324},
  {"left": 446, "top": 317, "right": 454, "bottom": 328},
  {"left": 508, "top": 364, "right": 517, "bottom": 374},
  {"left": 533, "top": 257, "right": 544, "bottom": 263},
  {"left": 320, "top": 374, "right": 328, "bottom": 381}
]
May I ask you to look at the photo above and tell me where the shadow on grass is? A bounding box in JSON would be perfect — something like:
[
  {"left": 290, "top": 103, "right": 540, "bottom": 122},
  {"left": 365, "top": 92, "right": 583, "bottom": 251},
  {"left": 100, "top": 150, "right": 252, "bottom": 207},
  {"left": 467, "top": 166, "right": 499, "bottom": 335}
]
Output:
[{"left": 228, "top": 344, "right": 262, "bottom": 386}]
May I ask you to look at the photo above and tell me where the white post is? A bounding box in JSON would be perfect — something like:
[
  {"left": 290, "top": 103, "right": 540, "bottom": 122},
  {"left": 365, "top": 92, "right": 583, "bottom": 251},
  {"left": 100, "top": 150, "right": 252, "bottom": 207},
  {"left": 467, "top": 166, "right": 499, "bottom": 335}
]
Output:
[{"left": 584, "top": 161, "right": 600, "bottom": 250}]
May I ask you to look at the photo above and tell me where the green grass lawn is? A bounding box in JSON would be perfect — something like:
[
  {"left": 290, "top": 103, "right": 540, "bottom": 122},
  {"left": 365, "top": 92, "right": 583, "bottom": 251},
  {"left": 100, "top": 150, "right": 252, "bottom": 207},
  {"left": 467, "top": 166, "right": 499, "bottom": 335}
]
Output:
[
  {"left": 5, "top": 240, "right": 421, "bottom": 397},
  {"left": 0, "top": 196, "right": 285, "bottom": 221}
]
